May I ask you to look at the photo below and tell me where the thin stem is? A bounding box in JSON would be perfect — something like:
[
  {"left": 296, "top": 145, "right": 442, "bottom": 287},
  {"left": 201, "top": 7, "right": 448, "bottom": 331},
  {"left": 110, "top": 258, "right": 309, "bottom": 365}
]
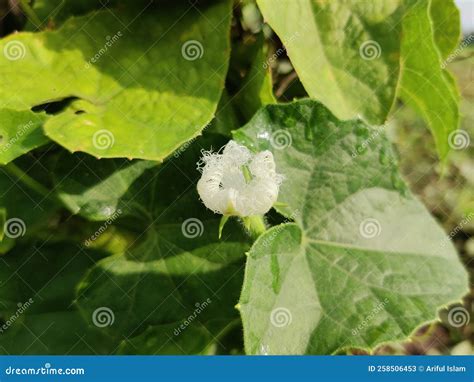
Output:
[
  {"left": 20, "top": 0, "right": 42, "bottom": 27},
  {"left": 4, "top": 162, "right": 51, "bottom": 198}
]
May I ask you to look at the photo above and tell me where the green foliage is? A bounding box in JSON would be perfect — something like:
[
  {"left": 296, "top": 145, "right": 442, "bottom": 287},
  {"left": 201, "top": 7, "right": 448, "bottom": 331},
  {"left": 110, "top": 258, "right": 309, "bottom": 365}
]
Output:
[
  {"left": 0, "top": 1, "right": 232, "bottom": 161},
  {"left": 234, "top": 100, "right": 468, "bottom": 354},
  {"left": 0, "top": 0, "right": 468, "bottom": 355},
  {"left": 257, "top": 0, "right": 404, "bottom": 125},
  {"left": 0, "top": 109, "right": 49, "bottom": 164},
  {"left": 399, "top": 0, "right": 460, "bottom": 160}
]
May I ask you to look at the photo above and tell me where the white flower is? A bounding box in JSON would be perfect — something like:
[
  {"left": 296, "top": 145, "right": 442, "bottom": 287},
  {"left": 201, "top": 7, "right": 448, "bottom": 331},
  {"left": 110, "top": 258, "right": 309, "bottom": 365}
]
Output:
[{"left": 197, "top": 140, "right": 283, "bottom": 217}]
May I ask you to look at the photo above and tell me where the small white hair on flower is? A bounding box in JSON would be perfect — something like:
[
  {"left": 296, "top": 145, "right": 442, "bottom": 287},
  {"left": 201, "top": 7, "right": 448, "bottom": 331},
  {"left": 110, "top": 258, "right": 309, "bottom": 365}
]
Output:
[{"left": 197, "top": 140, "right": 283, "bottom": 217}]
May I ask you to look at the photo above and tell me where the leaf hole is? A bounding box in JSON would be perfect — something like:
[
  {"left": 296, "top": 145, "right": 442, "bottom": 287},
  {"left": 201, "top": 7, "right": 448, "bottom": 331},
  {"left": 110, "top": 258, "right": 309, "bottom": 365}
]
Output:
[{"left": 31, "top": 96, "right": 78, "bottom": 114}]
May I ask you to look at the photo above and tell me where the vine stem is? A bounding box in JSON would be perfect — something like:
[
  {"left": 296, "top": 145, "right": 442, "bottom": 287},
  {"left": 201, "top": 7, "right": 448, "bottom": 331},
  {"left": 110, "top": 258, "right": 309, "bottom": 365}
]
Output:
[
  {"left": 4, "top": 162, "right": 51, "bottom": 198},
  {"left": 19, "top": 0, "right": 42, "bottom": 27}
]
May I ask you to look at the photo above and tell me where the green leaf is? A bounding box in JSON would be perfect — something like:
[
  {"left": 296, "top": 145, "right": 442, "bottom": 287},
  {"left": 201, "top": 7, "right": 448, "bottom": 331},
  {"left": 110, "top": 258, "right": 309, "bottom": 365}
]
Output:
[
  {"left": 52, "top": 153, "right": 156, "bottom": 221},
  {"left": 205, "top": 91, "right": 241, "bottom": 138},
  {"left": 0, "top": 242, "right": 114, "bottom": 354},
  {"left": 0, "top": 1, "right": 232, "bottom": 161},
  {"left": 256, "top": 0, "right": 403, "bottom": 124},
  {"left": 0, "top": 208, "right": 5, "bottom": 242},
  {"left": 430, "top": 0, "right": 461, "bottom": 60},
  {"left": 233, "top": 100, "right": 468, "bottom": 354},
  {"left": 0, "top": 160, "right": 58, "bottom": 247},
  {"left": 0, "top": 110, "right": 49, "bottom": 165},
  {"left": 399, "top": 0, "right": 460, "bottom": 160},
  {"left": 231, "top": 34, "right": 276, "bottom": 121},
  {"left": 75, "top": 223, "right": 248, "bottom": 353},
  {"left": 26, "top": 0, "right": 113, "bottom": 28},
  {"left": 116, "top": 319, "right": 239, "bottom": 355}
]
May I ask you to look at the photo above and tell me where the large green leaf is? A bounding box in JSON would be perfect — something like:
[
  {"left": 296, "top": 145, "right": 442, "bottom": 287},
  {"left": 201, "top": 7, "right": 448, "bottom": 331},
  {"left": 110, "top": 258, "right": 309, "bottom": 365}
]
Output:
[
  {"left": 0, "top": 1, "right": 232, "bottom": 161},
  {"left": 256, "top": 0, "right": 403, "bottom": 124},
  {"left": 399, "top": 0, "right": 460, "bottom": 160},
  {"left": 233, "top": 100, "right": 468, "bottom": 354}
]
